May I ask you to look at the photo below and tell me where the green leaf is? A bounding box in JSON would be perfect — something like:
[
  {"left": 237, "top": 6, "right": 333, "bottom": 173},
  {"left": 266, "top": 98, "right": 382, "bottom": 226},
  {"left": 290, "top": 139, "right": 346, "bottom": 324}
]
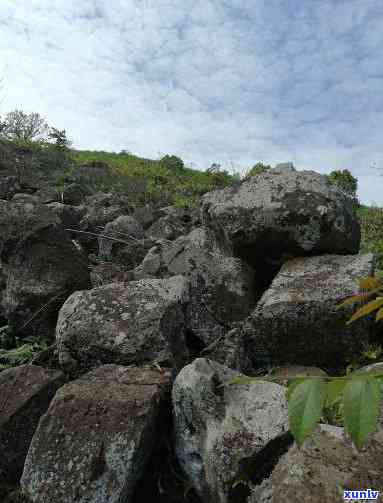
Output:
[
  {"left": 343, "top": 376, "right": 381, "bottom": 449},
  {"left": 229, "top": 375, "right": 260, "bottom": 386},
  {"left": 288, "top": 378, "right": 326, "bottom": 446},
  {"left": 326, "top": 378, "right": 347, "bottom": 405},
  {"left": 286, "top": 377, "right": 310, "bottom": 401},
  {"left": 347, "top": 297, "right": 383, "bottom": 324}
]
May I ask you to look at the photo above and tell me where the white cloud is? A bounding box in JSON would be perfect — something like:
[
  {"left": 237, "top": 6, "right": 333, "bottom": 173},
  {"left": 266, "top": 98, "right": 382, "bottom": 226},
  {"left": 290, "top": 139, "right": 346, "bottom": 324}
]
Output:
[{"left": 0, "top": 0, "right": 382, "bottom": 204}]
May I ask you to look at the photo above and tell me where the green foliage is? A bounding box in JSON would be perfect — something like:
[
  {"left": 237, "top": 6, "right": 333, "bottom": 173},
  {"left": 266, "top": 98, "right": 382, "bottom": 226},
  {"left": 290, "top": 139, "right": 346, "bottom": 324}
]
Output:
[
  {"left": 48, "top": 128, "right": 71, "bottom": 151},
  {"left": 0, "top": 110, "right": 49, "bottom": 144},
  {"left": 327, "top": 169, "right": 358, "bottom": 203},
  {"left": 244, "top": 162, "right": 271, "bottom": 179},
  {"left": 159, "top": 154, "right": 185, "bottom": 172},
  {"left": 0, "top": 336, "right": 49, "bottom": 371},
  {"left": 358, "top": 205, "right": 383, "bottom": 270}
]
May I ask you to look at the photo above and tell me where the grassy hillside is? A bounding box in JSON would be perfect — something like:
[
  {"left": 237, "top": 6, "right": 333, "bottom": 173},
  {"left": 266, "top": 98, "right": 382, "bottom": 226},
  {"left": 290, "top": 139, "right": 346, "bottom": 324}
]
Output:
[{"left": 70, "top": 149, "right": 240, "bottom": 208}]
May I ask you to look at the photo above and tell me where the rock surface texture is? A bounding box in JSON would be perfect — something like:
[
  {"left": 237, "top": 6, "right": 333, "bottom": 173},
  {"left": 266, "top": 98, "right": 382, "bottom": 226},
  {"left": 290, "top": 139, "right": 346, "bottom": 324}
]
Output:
[
  {"left": 21, "top": 364, "right": 171, "bottom": 503},
  {"left": 246, "top": 253, "right": 375, "bottom": 371},
  {"left": 172, "top": 358, "right": 290, "bottom": 503},
  {"left": 201, "top": 166, "right": 360, "bottom": 271},
  {"left": 56, "top": 275, "right": 191, "bottom": 373},
  {"left": 0, "top": 365, "right": 64, "bottom": 483},
  {"left": 0, "top": 200, "right": 90, "bottom": 337}
]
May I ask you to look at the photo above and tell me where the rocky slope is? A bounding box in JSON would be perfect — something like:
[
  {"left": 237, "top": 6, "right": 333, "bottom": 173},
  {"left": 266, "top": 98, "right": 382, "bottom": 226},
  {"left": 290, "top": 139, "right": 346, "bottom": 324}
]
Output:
[{"left": 0, "top": 160, "right": 382, "bottom": 502}]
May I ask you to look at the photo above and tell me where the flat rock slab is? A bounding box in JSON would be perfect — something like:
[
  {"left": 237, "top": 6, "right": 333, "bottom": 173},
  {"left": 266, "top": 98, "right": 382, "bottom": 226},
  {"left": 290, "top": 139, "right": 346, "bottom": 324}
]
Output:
[
  {"left": 247, "top": 253, "right": 375, "bottom": 372},
  {"left": 173, "top": 358, "right": 289, "bottom": 503},
  {"left": 56, "top": 275, "right": 191, "bottom": 373},
  {"left": 0, "top": 365, "right": 64, "bottom": 483},
  {"left": 21, "top": 364, "right": 171, "bottom": 503}
]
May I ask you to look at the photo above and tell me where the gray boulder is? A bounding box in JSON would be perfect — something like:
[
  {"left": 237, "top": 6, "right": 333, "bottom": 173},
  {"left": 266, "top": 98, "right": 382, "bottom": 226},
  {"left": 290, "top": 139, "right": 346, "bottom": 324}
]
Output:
[
  {"left": 78, "top": 193, "right": 134, "bottom": 253},
  {"left": 90, "top": 263, "right": 133, "bottom": 287},
  {"left": 132, "top": 227, "right": 256, "bottom": 346},
  {"left": 46, "top": 202, "right": 86, "bottom": 230},
  {"left": 249, "top": 425, "right": 383, "bottom": 503},
  {"left": 0, "top": 176, "right": 21, "bottom": 200},
  {"left": 246, "top": 253, "right": 375, "bottom": 372},
  {"left": 172, "top": 358, "right": 289, "bottom": 503},
  {"left": 0, "top": 200, "right": 90, "bottom": 337},
  {"left": 201, "top": 166, "right": 360, "bottom": 270},
  {"left": 0, "top": 365, "right": 64, "bottom": 484},
  {"left": 98, "top": 215, "right": 149, "bottom": 269},
  {"left": 56, "top": 275, "right": 191, "bottom": 373},
  {"left": 21, "top": 364, "right": 171, "bottom": 503},
  {"left": 145, "top": 214, "right": 188, "bottom": 241}
]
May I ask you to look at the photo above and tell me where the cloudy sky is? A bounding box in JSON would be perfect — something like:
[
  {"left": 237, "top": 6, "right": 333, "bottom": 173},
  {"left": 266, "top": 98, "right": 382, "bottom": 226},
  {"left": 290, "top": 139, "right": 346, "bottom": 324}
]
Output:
[{"left": 0, "top": 0, "right": 382, "bottom": 204}]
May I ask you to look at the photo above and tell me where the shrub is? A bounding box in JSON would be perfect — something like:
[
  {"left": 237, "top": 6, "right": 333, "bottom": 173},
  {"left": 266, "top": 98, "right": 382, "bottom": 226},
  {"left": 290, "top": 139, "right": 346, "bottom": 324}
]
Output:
[{"left": 159, "top": 154, "right": 185, "bottom": 172}]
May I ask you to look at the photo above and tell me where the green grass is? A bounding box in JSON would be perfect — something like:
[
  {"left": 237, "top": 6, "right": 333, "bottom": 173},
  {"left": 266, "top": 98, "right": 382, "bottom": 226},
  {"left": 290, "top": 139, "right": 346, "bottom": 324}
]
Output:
[{"left": 357, "top": 205, "right": 383, "bottom": 270}]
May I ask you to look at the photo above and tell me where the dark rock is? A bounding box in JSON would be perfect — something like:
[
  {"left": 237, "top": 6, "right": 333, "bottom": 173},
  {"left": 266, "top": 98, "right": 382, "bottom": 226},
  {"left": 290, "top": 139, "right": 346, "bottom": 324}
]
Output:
[
  {"left": 131, "top": 227, "right": 257, "bottom": 346},
  {"left": 0, "top": 200, "right": 90, "bottom": 338},
  {"left": 46, "top": 202, "right": 86, "bottom": 230},
  {"left": 61, "top": 182, "right": 92, "bottom": 205},
  {"left": 0, "top": 365, "right": 64, "bottom": 484},
  {"left": 56, "top": 275, "right": 190, "bottom": 373},
  {"left": 0, "top": 177, "right": 21, "bottom": 200},
  {"left": 98, "top": 215, "right": 145, "bottom": 264},
  {"left": 246, "top": 253, "right": 375, "bottom": 373},
  {"left": 21, "top": 364, "right": 171, "bottom": 503},
  {"left": 78, "top": 193, "right": 134, "bottom": 253},
  {"left": 90, "top": 263, "right": 133, "bottom": 287}
]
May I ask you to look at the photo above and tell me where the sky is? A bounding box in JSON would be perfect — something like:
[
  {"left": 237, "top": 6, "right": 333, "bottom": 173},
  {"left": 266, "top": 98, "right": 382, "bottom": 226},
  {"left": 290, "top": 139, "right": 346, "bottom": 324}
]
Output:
[{"left": 0, "top": 0, "right": 382, "bottom": 204}]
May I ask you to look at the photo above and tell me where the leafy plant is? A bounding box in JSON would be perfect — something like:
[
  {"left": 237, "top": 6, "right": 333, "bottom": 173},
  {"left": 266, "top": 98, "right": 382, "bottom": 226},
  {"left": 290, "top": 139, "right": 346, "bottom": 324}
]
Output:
[
  {"left": 0, "top": 336, "right": 49, "bottom": 371},
  {"left": 230, "top": 275, "right": 383, "bottom": 449}
]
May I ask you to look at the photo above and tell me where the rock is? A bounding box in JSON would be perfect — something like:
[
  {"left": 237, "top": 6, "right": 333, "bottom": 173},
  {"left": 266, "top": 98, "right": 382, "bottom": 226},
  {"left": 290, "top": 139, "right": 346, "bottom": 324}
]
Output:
[
  {"left": 11, "top": 193, "right": 40, "bottom": 204},
  {"left": 34, "top": 187, "right": 61, "bottom": 204},
  {"left": 146, "top": 214, "right": 188, "bottom": 241},
  {"left": 90, "top": 263, "right": 133, "bottom": 287},
  {"left": 46, "top": 202, "right": 86, "bottom": 230},
  {"left": 0, "top": 200, "right": 90, "bottom": 337},
  {"left": 201, "top": 166, "right": 361, "bottom": 276},
  {"left": 249, "top": 425, "right": 383, "bottom": 503},
  {"left": 172, "top": 358, "right": 289, "bottom": 503},
  {"left": 56, "top": 275, "right": 190, "bottom": 373},
  {"left": 21, "top": 364, "right": 171, "bottom": 503},
  {"left": 246, "top": 253, "right": 375, "bottom": 373},
  {"left": 132, "top": 204, "right": 161, "bottom": 229},
  {"left": 132, "top": 227, "right": 257, "bottom": 346},
  {"left": 98, "top": 215, "right": 145, "bottom": 263},
  {"left": 0, "top": 176, "right": 21, "bottom": 200},
  {"left": 61, "top": 182, "right": 91, "bottom": 205},
  {"left": 0, "top": 365, "right": 64, "bottom": 484},
  {"left": 78, "top": 193, "right": 134, "bottom": 253}
]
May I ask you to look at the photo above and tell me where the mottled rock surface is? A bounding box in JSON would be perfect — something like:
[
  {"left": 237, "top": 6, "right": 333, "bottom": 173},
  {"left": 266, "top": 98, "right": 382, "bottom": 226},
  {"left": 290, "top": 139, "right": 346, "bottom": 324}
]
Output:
[
  {"left": 56, "top": 275, "right": 191, "bottom": 373},
  {"left": 21, "top": 364, "right": 171, "bottom": 503},
  {"left": 0, "top": 365, "right": 64, "bottom": 483},
  {"left": 132, "top": 227, "right": 256, "bottom": 346},
  {"left": 246, "top": 253, "right": 375, "bottom": 372},
  {"left": 201, "top": 166, "right": 360, "bottom": 269},
  {"left": 0, "top": 200, "right": 90, "bottom": 337},
  {"left": 249, "top": 425, "right": 383, "bottom": 503},
  {"left": 173, "top": 358, "right": 289, "bottom": 503}
]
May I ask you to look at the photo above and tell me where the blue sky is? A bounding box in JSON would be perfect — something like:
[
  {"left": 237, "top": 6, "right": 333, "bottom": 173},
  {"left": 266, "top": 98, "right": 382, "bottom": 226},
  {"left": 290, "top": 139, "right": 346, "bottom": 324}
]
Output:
[{"left": 0, "top": 0, "right": 382, "bottom": 204}]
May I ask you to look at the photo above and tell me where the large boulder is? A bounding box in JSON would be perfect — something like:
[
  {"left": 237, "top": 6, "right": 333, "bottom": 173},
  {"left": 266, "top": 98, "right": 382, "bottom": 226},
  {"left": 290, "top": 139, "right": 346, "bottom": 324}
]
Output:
[
  {"left": 249, "top": 425, "right": 383, "bottom": 503},
  {"left": 46, "top": 202, "right": 86, "bottom": 230},
  {"left": 246, "top": 253, "right": 375, "bottom": 373},
  {"left": 21, "top": 364, "right": 171, "bottom": 503},
  {"left": 172, "top": 358, "right": 289, "bottom": 503},
  {"left": 131, "top": 227, "right": 257, "bottom": 346},
  {"left": 201, "top": 166, "right": 360, "bottom": 274},
  {"left": 0, "top": 176, "right": 21, "bottom": 200},
  {"left": 56, "top": 275, "right": 191, "bottom": 373},
  {"left": 0, "top": 200, "right": 90, "bottom": 337},
  {"left": 0, "top": 365, "right": 64, "bottom": 484}
]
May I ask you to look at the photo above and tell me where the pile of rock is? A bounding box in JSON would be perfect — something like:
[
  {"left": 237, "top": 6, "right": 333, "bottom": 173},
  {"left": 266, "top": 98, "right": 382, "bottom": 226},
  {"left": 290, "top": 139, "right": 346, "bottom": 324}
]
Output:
[{"left": 0, "top": 164, "right": 382, "bottom": 502}]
